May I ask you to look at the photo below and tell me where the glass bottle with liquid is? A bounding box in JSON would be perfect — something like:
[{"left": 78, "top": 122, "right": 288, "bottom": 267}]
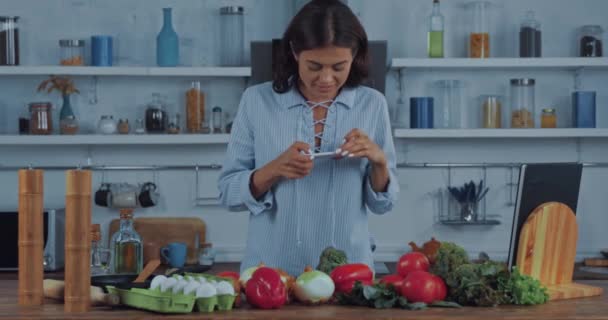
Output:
[
  {"left": 110, "top": 209, "right": 143, "bottom": 274},
  {"left": 428, "top": 0, "right": 444, "bottom": 58}
]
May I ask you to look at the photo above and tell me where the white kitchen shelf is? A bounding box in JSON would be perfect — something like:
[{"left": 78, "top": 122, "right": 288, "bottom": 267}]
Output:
[
  {"left": 0, "top": 134, "right": 231, "bottom": 146},
  {"left": 391, "top": 57, "right": 608, "bottom": 70},
  {"left": 0, "top": 66, "right": 251, "bottom": 77},
  {"left": 394, "top": 128, "right": 608, "bottom": 139}
]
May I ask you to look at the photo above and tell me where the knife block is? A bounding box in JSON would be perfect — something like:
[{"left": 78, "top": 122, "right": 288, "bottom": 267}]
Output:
[{"left": 516, "top": 201, "right": 603, "bottom": 300}]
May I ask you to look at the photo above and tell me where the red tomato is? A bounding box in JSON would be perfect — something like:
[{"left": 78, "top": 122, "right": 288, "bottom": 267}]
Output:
[
  {"left": 431, "top": 274, "right": 447, "bottom": 301},
  {"left": 379, "top": 274, "right": 405, "bottom": 292},
  {"left": 401, "top": 270, "right": 440, "bottom": 304},
  {"left": 330, "top": 263, "right": 374, "bottom": 294},
  {"left": 396, "top": 252, "right": 430, "bottom": 277}
]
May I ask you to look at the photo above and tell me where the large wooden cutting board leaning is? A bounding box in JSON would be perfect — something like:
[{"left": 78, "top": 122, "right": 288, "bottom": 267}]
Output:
[
  {"left": 109, "top": 217, "right": 206, "bottom": 265},
  {"left": 516, "top": 202, "right": 603, "bottom": 300}
]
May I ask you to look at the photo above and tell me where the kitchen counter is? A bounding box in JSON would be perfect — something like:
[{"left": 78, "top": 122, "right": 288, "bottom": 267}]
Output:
[{"left": 1, "top": 280, "right": 607, "bottom": 319}]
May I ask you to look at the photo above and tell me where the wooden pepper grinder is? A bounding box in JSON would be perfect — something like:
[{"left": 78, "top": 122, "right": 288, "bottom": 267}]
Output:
[
  {"left": 18, "top": 169, "right": 44, "bottom": 306},
  {"left": 64, "top": 169, "right": 92, "bottom": 312}
]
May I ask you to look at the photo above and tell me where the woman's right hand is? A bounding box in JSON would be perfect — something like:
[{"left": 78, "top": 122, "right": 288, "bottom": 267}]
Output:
[
  {"left": 251, "top": 142, "right": 313, "bottom": 199},
  {"left": 269, "top": 141, "right": 314, "bottom": 179}
]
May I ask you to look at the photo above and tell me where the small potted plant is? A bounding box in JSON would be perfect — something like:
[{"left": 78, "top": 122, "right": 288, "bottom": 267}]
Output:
[{"left": 37, "top": 75, "right": 80, "bottom": 134}]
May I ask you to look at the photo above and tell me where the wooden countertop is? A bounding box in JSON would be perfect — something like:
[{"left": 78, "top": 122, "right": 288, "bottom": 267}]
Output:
[{"left": 2, "top": 280, "right": 608, "bottom": 319}]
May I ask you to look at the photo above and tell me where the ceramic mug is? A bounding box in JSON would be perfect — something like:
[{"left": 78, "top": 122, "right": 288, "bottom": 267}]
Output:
[
  {"left": 138, "top": 182, "right": 159, "bottom": 208},
  {"left": 94, "top": 183, "right": 112, "bottom": 207},
  {"left": 161, "top": 242, "right": 187, "bottom": 268}
]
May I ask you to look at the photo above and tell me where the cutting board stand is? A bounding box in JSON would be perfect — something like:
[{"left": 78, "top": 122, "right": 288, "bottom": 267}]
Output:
[{"left": 516, "top": 202, "right": 603, "bottom": 301}]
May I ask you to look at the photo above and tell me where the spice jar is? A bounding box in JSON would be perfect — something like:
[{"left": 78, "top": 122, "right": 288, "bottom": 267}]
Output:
[
  {"left": 510, "top": 79, "right": 535, "bottom": 128},
  {"left": 0, "top": 16, "right": 19, "bottom": 66},
  {"left": 185, "top": 81, "right": 205, "bottom": 133},
  {"left": 212, "top": 106, "right": 223, "bottom": 134},
  {"left": 198, "top": 243, "right": 216, "bottom": 266},
  {"left": 59, "top": 39, "right": 85, "bottom": 66},
  {"left": 98, "top": 115, "right": 117, "bottom": 134},
  {"left": 145, "top": 93, "right": 167, "bottom": 133},
  {"left": 29, "top": 102, "right": 53, "bottom": 135},
  {"left": 118, "top": 119, "right": 130, "bottom": 134},
  {"left": 579, "top": 25, "right": 603, "bottom": 57},
  {"left": 541, "top": 108, "right": 557, "bottom": 128},
  {"left": 134, "top": 119, "right": 145, "bottom": 134},
  {"left": 467, "top": 1, "right": 491, "bottom": 58},
  {"left": 480, "top": 95, "right": 502, "bottom": 128},
  {"left": 167, "top": 113, "right": 180, "bottom": 134}
]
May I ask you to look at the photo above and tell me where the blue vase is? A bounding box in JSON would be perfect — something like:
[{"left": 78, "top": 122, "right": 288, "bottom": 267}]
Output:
[
  {"left": 156, "top": 8, "right": 179, "bottom": 67},
  {"left": 60, "top": 95, "right": 75, "bottom": 120}
]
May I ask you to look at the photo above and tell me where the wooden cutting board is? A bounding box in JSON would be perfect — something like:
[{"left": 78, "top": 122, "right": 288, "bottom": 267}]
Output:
[
  {"left": 109, "top": 217, "right": 206, "bottom": 265},
  {"left": 516, "top": 202, "right": 603, "bottom": 300}
]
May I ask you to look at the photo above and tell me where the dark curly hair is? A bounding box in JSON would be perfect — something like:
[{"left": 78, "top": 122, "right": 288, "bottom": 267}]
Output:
[{"left": 272, "top": 0, "right": 369, "bottom": 93}]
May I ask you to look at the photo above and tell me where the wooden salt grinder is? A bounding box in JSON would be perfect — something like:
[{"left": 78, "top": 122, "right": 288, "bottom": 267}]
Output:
[
  {"left": 18, "top": 169, "right": 44, "bottom": 306},
  {"left": 64, "top": 169, "right": 92, "bottom": 312}
]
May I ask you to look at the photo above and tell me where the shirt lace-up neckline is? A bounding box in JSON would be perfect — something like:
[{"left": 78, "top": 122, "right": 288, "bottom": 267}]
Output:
[{"left": 306, "top": 100, "right": 334, "bottom": 153}]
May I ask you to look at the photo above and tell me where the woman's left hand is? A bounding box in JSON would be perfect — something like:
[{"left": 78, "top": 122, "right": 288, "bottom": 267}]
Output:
[{"left": 336, "top": 128, "right": 387, "bottom": 166}]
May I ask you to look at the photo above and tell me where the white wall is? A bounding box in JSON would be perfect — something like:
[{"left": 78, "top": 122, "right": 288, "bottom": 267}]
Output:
[{"left": 0, "top": 0, "right": 607, "bottom": 263}]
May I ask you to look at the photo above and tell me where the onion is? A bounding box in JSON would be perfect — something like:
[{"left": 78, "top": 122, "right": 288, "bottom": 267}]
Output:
[
  {"left": 239, "top": 263, "right": 265, "bottom": 288},
  {"left": 293, "top": 266, "right": 335, "bottom": 304}
]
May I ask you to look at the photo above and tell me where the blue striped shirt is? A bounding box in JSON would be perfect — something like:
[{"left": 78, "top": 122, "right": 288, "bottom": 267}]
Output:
[{"left": 217, "top": 82, "right": 399, "bottom": 277}]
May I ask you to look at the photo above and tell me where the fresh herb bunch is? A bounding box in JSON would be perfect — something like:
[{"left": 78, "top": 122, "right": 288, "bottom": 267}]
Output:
[
  {"left": 430, "top": 242, "right": 470, "bottom": 281},
  {"left": 316, "top": 246, "right": 348, "bottom": 274},
  {"left": 498, "top": 267, "right": 549, "bottom": 305}
]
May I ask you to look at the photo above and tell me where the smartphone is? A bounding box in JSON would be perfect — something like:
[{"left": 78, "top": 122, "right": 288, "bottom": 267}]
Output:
[{"left": 301, "top": 151, "right": 337, "bottom": 159}]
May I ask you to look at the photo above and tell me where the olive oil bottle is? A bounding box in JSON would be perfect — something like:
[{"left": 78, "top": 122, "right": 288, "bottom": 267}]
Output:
[{"left": 428, "top": 0, "right": 445, "bottom": 58}]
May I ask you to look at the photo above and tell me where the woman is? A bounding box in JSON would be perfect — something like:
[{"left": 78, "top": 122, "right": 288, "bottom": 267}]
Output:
[{"left": 218, "top": 0, "right": 398, "bottom": 277}]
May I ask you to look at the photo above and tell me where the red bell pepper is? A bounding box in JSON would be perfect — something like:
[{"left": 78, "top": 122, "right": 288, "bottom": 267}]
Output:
[
  {"left": 245, "top": 267, "right": 287, "bottom": 309},
  {"left": 330, "top": 263, "right": 374, "bottom": 294}
]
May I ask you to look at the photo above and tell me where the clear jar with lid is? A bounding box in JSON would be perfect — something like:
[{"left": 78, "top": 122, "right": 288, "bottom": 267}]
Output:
[
  {"left": 541, "top": 108, "right": 557, "bottom": 128},
  {"left": 480, "top": 95, "right": 503, "bottom": 128},
  {"left": 519, "top": 11, "right": 541, "bottom": 58},
  {"left": 59, "top": 39, "right": 85, "bottom": 65},
  {"left": 186, "top": 81, "right": 205, "bottom": 133},
  {"left": 98, "top": 115, "right": 117, "bottom": 134},
  {"left": 579, "top": 25, "right": 603, "bottom": 57},
  {"left": 467, "top": 1, "right": 491, "bottom": 58},
  {"left": 0, "top": 16, "right": 19, "bottom": 65},
  {"left": 198, "top": 243, "right": 215, "bottom": 266},
  {"left": 433, "top": 80, "right": 466, "bottom": 129},
  {"left": 29, "top": 102, "right": 53, "bottom": 135},
  {"left": 510, "top": 79, "right": 535, "bottom": 128},
  {"left": 220, "top": 6, "right": 244, "bottom": 66}
]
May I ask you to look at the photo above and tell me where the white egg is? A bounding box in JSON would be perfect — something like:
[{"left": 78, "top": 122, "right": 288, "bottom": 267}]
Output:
[
  {"left": 160, "top": 277, "right": 178, "bottom": 293},
  {"left": 173, "top": 275, "right": 184, "bottom": 281},
  {"left": 172, "top": 279, "right": 189, "bottom": 294},
  {"left": 197, "top": 276, "right": 208, "bottom": 284},
  {"left": 150, "top": 275, "right": 168, "bottom": 290},
  {"left": 196, "top": 282, "right": 217, "bottom": 298},
  {"left": 215, "top": 281, "right": 235, "bottom": 295},
  {"left": 183, "top": 281, "right": 200, "bottom": 296}
]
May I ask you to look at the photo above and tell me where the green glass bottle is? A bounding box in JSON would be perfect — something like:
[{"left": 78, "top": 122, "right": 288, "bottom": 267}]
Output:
[{"left": 428, "top": 0, "right": 444, "bottom": 58}]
